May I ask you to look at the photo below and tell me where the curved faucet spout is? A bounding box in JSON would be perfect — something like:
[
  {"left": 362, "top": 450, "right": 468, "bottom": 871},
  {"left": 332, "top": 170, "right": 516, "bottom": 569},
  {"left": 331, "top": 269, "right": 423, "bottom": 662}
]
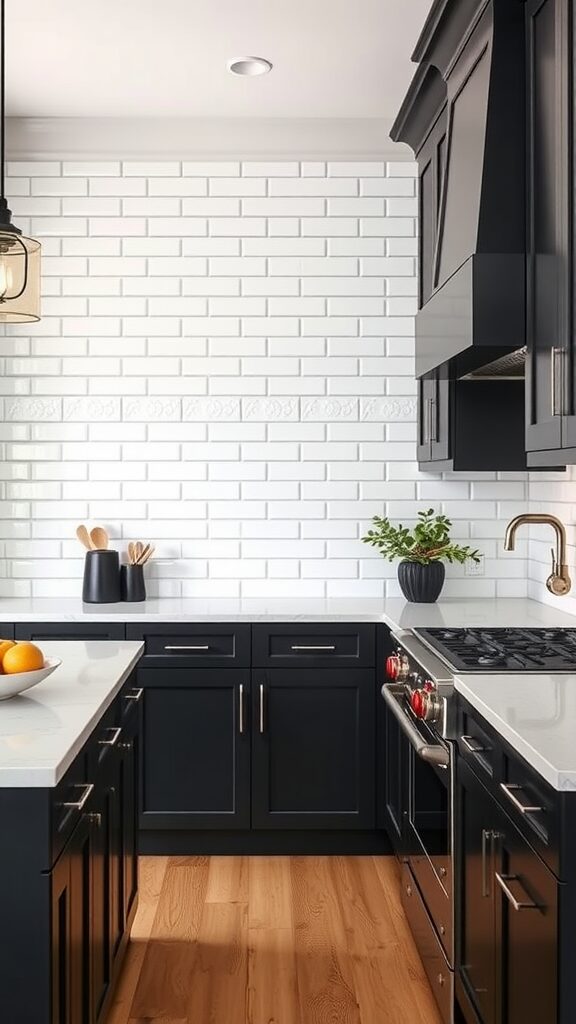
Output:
[{"left": 504, "top": 514, "right": 571, "bottom": 596}]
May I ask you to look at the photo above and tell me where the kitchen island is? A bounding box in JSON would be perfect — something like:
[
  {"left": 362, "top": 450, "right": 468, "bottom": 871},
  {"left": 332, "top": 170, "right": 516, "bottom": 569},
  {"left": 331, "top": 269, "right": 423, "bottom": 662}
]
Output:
[{"left": 0, "top": 641, "right": 143, "bottom": 1024}]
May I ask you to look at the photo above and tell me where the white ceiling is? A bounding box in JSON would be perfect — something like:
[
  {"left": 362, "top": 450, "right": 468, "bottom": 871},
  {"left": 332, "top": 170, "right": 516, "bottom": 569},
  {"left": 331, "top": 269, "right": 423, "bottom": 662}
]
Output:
[{"left": 9, "top": 0, "right": 431, "bottom": 119}]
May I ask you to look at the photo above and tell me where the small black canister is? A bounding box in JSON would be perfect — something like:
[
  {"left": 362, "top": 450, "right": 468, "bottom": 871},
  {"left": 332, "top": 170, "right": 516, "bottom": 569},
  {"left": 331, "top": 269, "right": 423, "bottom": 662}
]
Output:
[
  {"left": 82, "top": 549, "right": 121, "bottom": 603},
  {"left": 120, "top": 563, "right": 146, "bottom": 603}
]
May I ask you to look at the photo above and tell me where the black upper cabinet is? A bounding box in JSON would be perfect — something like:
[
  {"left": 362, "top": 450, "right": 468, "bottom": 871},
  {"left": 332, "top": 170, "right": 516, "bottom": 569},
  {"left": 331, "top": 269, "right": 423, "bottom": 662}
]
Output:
[
  {"left": 251, "top": 668, "right": 375, "bottom": 830},
  {"left": 525, "top": 0, "right": 576, "bottom": 465}
]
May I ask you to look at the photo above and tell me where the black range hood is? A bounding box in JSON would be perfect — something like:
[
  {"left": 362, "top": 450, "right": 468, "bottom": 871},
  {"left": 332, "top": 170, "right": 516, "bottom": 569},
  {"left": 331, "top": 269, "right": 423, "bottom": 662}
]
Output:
[{"left": 391, "top": 0, "right": 526, "bottom": 379}]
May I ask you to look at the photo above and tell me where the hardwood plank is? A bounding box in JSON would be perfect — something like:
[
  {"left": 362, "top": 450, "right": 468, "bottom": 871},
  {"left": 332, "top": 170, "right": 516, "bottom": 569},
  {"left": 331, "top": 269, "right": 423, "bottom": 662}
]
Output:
[
  {"left": 247, "top": 927, "right": 300, "bottom": 1024},
  {"left": 186, "top": 902, "right": 248, "bottom": 1024},
  {"left": 105, "top": 856, "right": 168, "bottom": 1024},
  {"left": 248, "top": 855, "right": 292, "bottom": 930},
  {"left": 129, "top": 857, "right": 209, "bottom": 1020},
  {"left": 205, "top": 854, "right": 248, "bottom": 904},
  {"left": 335, "top": 857, "right": 442, "bottom": 1024},
  {"left": 291, "top": 855, "right": 361, "bottom": 1024}
]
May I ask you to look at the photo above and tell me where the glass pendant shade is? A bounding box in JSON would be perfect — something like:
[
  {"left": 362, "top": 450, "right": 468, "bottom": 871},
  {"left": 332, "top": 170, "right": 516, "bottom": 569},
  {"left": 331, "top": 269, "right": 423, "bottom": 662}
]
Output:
[{"left": 0, "top": 230, "right": 40, "bottom": 322}]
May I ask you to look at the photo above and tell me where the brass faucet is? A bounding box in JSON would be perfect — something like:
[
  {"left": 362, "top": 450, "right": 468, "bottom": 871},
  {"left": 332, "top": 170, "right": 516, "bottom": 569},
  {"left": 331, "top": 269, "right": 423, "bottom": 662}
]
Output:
[{"left": 504, "top": 514, "right": 571, "bottom": 596}]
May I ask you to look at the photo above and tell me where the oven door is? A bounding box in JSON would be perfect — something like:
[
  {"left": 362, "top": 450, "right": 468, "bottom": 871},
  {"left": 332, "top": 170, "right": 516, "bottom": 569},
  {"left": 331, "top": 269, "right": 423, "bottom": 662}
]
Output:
[{"left": 382, "top": 683, "right": 454, "bottom": 963}]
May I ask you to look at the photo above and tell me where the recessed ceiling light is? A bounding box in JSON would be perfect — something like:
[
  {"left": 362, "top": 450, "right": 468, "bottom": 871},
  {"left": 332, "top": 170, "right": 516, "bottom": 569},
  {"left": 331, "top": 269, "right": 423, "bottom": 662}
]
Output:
[{"left": 227, "top": 56, "right": 273, "bottom": 77}]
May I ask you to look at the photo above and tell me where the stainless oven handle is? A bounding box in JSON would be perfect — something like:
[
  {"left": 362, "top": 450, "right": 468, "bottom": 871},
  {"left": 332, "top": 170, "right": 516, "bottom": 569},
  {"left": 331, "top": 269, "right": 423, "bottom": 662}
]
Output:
[{"left": 381, "top": 685, "right": 450, "bottom": 767}]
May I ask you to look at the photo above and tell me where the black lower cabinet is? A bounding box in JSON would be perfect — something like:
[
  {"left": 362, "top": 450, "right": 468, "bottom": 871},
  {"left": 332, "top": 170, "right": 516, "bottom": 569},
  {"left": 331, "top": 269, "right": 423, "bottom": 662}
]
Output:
[
  {"left": 251, "top": 669, "right": 375, "bottom": 829},
  {"left": 139, "top": 668, "right": 250, "bottom": 830},
  {"left": 457, "top": 760, "right": 558, "bottom": 1024}
]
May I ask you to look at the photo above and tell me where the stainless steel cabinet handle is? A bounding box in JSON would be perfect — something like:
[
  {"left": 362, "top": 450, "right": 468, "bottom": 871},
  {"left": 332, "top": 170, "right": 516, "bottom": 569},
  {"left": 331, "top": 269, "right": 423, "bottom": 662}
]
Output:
[
  {"left": 124, "top": 687, "right": 144, "bottom": 702},
  {"left": 164, "top": 645, "right": 210, "bottom": 651},
  {"left": 495, "top": 873, "right": 539, "bottom": 911},
  {"left": 85, "top": 812, "right": 102, "bottom": 827},
  {"left": 500, "top": 782, "right": 543, "bottom": 815},
  {"left": 98, "top": 726, "right": 122, "bottom": 747},
  {"left": 290, "top": 644, "right": 336, "bottom": 651},
  {"left": 62, "top": 782, "right": 94, "bottom": 810},
  {"left": 239, "top": 684, "right": 244, "bottom": 735},
  {"left": 429, "top": 398, "right": 437, "bottom": 442},
  {"left": 259, "top": 684, "right": 265, "bottom": 734},
  {"left": 461, "top": 734, "right": 488, "bottom": 755},
  {"left": 481, "top": 829, "right": 491, "bottom": 898},
  {"left": 551, "top": 347, "right": 563, "bottom": 416}
]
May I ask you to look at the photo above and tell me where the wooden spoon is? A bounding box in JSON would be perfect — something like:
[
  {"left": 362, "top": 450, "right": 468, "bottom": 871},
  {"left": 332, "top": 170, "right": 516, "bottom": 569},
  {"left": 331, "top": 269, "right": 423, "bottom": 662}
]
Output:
[
  {"left": 134, "top": 541, "right": 143, "bottom": 563},
  {"left": 136, "top": 543, "right": 152, "bottom": 565},
  {"left": 76, "top": 524, "right": 93, "bottom": 550},
  {"left": 128, "top": 541, "right": 136, "bottom": 565},
  {"left": 90, "top": 526, "right": 109, "bottom": 550},
  {"left": 140, "top": 545, "right": 155, "bottom": 565}
]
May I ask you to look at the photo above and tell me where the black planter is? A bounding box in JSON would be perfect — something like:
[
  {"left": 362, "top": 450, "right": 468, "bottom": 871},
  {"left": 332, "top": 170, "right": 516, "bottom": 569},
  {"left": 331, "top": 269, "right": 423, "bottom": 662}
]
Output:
[{"left": 397, "top": 560, "right": 445, "bottom": 603}]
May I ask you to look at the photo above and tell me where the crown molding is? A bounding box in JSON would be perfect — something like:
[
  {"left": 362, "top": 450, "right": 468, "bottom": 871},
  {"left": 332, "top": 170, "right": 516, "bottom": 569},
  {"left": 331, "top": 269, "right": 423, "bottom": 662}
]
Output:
[{"left": 6, "top": 116, "right": 411, "bottom": 161}]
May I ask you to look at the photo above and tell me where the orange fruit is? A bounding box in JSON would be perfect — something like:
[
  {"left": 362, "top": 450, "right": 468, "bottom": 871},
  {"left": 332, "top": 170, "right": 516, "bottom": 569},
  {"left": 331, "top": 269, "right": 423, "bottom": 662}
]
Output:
[
  {"left": 0, "top": 640, "right": 15, "bottom": 673},
  {"left": 2, "top": 642, "right": 44, "bottom": 675}
]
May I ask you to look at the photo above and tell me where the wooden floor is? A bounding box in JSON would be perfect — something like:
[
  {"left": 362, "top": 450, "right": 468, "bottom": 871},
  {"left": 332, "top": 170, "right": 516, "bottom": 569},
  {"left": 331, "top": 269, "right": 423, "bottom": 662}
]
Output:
[{"left": 106, "top": 855, "right": 443, "bottom": 1024}]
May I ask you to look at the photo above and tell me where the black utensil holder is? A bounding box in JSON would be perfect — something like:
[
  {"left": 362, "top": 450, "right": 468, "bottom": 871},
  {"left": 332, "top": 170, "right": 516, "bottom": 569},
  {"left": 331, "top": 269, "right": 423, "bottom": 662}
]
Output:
[
  {"left": 120, "top": 563, "right": 146, "bottom": 602},
  {"left": 82, "top": 549, "right": 121, "bottom": 603}
]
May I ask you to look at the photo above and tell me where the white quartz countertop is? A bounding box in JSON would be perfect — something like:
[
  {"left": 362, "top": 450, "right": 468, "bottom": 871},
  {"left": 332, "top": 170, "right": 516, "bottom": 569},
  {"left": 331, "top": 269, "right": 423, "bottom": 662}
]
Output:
[
  {"left": 0, "top": 640, "right": 143, "bottom": 788},
  {"left": 454, "top": 672, "right": 576, "bottom": 793},
  {"left": 0, "top": 596, "right": 574, "bottom": 632}
]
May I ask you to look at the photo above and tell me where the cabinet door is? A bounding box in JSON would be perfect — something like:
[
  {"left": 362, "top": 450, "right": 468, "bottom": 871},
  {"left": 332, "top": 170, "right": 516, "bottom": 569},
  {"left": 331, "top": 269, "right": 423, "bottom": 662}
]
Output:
[
  {"left": 525, "top": 0, "right": 567, "bottom": 453},
  {"left": 139, "top": 669, "right": 250, "bottom": 830},
  {"left": 418, "top": 373, "right": 451, "bottom": 466},
  {"left": 251, "top": 669, "right": 375, "bottom": 830},
  {"left": 418, "top": 109, "right": 447, "bottom": 307},
  {"left": 51, "top": 846, "right": 72, "bottom": 1024},
  {"left": 457, "top": 761, "right": 497, "bottom": 1024},
  {"left": 493, "top": 811, "right": 558, "bottom": 1024},
  {"left": 120, "top": 709, "right": 139, "bottom": 928}
]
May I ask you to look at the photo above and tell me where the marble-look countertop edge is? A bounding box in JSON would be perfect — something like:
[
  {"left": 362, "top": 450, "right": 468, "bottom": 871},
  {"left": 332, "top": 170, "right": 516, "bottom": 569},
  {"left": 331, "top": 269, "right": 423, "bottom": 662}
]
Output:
[
  {"left": 454, "top": 673, "right": 576, "bottom": 793},
  {"left": 0, "top": 641, "right": 144, "bottom": 788}
]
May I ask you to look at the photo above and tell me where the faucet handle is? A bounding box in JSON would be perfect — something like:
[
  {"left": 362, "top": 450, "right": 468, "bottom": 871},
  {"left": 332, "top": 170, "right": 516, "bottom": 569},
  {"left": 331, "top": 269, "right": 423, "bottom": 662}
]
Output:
[{"left": 547, "top": 547, "right": 572, "bottom": 596}]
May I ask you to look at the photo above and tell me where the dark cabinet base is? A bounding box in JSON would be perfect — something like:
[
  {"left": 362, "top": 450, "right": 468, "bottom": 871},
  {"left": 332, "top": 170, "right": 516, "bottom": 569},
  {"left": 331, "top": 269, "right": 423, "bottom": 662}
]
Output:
[{"left": 139, "top": 828, "right": 391, "bottom": 856}]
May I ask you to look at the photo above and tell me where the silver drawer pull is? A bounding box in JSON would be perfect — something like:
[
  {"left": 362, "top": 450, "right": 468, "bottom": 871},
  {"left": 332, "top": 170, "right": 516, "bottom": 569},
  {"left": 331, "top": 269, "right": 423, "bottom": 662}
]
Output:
[
  {"left": 239, "top": 683, "right": 244, "bottom": 735},
  {"left": 500, "top": 782, "right": 543, "bottom": 815},
  {"left": 98, "top": 726, "right": 122, "bottom": 747},
  {"left": 164, "top": 644, "right": 210, "bottom": 651},
  {"left": 290, "top": 645, "right": 336, "bottom": 651},
  {"left": 461, "top": 734, "right": 489, "bottom": 755},
  {"left": 495, "top": 873, "right": 539, "bottom": 911},
  {"left": 124, "top": 687, "right": 143, "bottom": 702},
  {"left": 62, "top": 782, "right": 94, "bottom": 810}
]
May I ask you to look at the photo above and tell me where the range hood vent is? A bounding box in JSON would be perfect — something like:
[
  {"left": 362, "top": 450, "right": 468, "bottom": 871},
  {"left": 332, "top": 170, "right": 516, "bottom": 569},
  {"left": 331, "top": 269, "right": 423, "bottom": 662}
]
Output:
[{"left": 391, "top": 0, "right": 526, "bottom": 378}]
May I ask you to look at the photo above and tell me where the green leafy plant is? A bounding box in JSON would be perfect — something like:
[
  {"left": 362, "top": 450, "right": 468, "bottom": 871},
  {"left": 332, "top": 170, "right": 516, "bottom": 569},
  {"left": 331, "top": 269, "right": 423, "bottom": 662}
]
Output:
[{"left": 362, "top": 508, "right": 481, "bottom": 566}]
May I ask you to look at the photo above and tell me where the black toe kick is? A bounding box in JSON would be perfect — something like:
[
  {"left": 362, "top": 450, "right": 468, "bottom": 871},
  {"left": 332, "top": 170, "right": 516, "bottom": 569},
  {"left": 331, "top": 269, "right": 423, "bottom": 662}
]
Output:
[{"left": 138, "top": 829, "right": 392, "bottom": 856}]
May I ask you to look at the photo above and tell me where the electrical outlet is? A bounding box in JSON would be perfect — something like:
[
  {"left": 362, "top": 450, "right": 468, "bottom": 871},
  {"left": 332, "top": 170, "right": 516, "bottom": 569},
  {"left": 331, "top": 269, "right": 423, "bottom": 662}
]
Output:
[{"left": 465, "top": 553, "right": 485, "bottom": 577}]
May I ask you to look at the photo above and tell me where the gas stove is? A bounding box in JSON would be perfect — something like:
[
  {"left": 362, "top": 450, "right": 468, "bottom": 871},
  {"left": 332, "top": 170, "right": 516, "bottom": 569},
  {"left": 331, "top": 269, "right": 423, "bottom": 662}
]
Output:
[{"left": 414, "top": 626, "right": 576, "bottom": 673}]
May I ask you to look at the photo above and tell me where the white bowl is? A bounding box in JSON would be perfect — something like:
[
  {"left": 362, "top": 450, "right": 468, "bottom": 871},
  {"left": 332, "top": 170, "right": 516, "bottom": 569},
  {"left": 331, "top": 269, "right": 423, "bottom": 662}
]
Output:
[{"left": 0, "top": 658, "right": 62, "bottom": 700}]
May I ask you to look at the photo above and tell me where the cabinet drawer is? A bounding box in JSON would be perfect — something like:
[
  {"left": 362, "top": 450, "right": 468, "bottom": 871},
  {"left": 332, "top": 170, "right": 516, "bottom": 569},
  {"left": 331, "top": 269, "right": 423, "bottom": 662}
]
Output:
[
  {"left": 15, "top": 622, "right": 125, "bottom": 641},
  {"left": 252, "top": 623, "right": 375, "bottom": 667},
  {"left": 126, "top": 622, "right": 250, "bottom": 667},
  {"left": 458, "top": 710, "right": 496, "bottom": 780},
  {"left": 500, "top": 753, "right": 558, "bottom": 863},
  {"left": 401, "top": 864, "right": 452, "bottom": 1024},
  {"left": 50, "top": 752, "right": 92, "bottom": 864}
]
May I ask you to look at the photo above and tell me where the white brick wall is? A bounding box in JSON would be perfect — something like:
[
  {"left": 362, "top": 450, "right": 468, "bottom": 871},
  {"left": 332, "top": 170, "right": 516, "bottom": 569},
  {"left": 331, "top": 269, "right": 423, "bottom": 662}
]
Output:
[
  {"left": 527, "top": 468, "right": 576, "bottom": 614},
  {"left": 0, "top": 159, "right": 529, "bottom": 599}
]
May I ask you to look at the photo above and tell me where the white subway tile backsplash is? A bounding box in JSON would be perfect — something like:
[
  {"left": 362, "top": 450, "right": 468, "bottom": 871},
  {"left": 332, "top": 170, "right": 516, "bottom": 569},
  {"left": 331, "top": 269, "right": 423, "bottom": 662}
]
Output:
[{"left": 0, "top": 158, "right": 526, "bottom": 597}]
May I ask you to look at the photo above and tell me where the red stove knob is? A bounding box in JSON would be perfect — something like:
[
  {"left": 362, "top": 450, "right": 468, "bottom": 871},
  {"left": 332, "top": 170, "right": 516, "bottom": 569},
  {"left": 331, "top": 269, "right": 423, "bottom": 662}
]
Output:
[
  {"left": 423, "top": 680, "right": 435, "bottom": 693},
  {"left": 410, "top": 690, "right": 425, "bottom": 717},
  {"left": 386, "top": 655, "right": 400, "bottom": 681}
]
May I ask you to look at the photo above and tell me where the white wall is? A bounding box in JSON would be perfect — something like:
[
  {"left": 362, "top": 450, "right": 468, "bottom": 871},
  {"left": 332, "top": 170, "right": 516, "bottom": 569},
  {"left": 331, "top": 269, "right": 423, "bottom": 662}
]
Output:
[
  {"left": 0, "top": 158, "right": 529, "bottom": 599},
  {"left": 527, "top": 469, "right": 576, "bottom": 614}
]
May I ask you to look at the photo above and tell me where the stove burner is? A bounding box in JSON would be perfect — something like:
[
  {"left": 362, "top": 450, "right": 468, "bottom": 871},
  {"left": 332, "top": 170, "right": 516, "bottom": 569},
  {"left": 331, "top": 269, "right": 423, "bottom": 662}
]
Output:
[{"left": 414, "top": 626, "right": 576, "bottom": 674}]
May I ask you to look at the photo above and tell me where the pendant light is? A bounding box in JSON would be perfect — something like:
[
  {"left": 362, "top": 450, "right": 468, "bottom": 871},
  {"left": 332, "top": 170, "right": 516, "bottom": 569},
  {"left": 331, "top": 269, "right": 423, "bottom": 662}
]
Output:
[{"left": 0, "top": 0, "right": 40, "bottom": 322}]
